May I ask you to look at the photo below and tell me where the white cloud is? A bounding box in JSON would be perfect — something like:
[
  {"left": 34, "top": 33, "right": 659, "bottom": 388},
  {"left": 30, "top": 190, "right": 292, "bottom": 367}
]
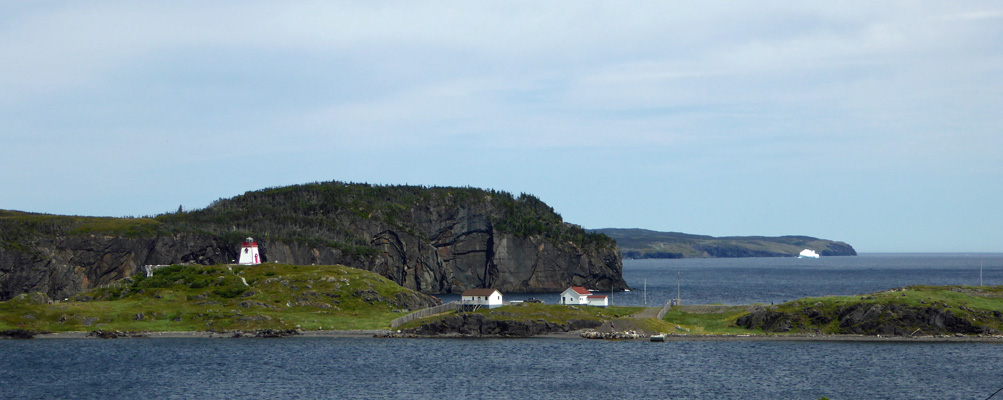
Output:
[{"left": 2, "top": 1, "right": 1002, "bottom": 249}]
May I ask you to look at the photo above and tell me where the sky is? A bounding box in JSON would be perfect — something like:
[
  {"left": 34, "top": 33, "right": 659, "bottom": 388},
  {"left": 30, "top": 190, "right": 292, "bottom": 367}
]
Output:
[{"left": 1, "top": 1, "right": 1001, "bottom": 253}]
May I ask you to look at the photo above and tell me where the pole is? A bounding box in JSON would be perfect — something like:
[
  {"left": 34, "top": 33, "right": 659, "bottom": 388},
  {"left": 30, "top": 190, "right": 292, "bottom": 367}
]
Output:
[
  {"left": 676, "top": 271, "right": 681, "bottom": 306},
  {"left": 644, "top": 278, "right": 647, "bottom": 307},
  {"left": 981, "top": 257, "right": 984, "bottom": 287}
]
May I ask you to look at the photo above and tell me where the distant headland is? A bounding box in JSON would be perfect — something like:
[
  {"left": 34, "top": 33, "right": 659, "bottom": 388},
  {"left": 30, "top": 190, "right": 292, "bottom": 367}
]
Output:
[{"left": 593, "top": 228, "right": 857, "bottom": 259}]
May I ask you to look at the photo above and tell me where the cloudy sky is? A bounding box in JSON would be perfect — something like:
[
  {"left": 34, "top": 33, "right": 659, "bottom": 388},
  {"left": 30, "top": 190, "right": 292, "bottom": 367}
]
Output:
[{"left": 2, "top": 1, "right": 1001, "bottom": 252}]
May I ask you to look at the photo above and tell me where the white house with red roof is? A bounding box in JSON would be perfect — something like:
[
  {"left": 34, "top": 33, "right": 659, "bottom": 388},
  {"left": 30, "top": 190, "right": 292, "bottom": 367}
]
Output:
[
  {"left": 560, "top": 286, "right": 608, "bottom": 307},
  {"left": 461, "top": 288, "right": 504, "bottom": 308}
]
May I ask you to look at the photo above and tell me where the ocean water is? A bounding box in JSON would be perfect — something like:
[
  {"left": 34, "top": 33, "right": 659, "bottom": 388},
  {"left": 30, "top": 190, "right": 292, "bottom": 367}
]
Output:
[
  {"left": 4, "top": 253, "right": 1003, "bottom": 399},
  {"left": 438, "top": 253, "right": 1003, "bottom": 307},
  {"left": 3, "top": 337, "right": 1003, "bottom": 399},
  {"left": 615, "top": 253, "right": 1003, "bottom": 306}
]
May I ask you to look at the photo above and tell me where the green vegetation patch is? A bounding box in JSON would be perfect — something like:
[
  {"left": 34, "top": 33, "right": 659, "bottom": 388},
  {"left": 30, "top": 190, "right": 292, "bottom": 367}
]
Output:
[
  {"left": 0, "top": 263, "right": 435, "bottom": 333},
  {"left": 740, "top": 285, "right": 1003, "bottom": 335},
  {"left": 772, "top": 285, "right": 1003, "bottom": 315},
  {"left": 662, "top": 305, "right": 757, "bottom": 335}
]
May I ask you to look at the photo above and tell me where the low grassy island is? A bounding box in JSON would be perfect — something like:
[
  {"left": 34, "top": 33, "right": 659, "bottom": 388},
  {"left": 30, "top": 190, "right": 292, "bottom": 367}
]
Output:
[
  {"left": 0, "top": 263, "right": 439, "bottom": 337},
  {"left": 400, "top": 285, "right": 1003, "bottom": 340},
  {"left": 735, "top": 285, "right": 1003, "bottom": 337}
]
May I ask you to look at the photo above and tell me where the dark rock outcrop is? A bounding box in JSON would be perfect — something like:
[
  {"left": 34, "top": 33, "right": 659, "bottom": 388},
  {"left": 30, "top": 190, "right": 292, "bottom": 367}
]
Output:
[
  {"left": 405, "top": 313, "right": 601, "bottom": 337},
  {"left": 0, "top": 234, "right": 238, "bottom": 301},
  {"left": 0, "top": 329, "right": 37, "bottom": 339},
  {"left": 737, "top": 303, "right": 999, "bottom": 336},
  {"left": 228, "top": 329, "right": 300, "bottom": 338},
  {"left": 86, "top": 330, "right": 148, "bottom": 339}
]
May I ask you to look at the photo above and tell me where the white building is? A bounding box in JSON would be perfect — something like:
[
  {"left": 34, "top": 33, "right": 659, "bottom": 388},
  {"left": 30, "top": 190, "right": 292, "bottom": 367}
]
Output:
[
  {"left": 461, "top": 288, "right": 504, "bottom": 308},
  {"left": 238, "top": 237, "right": 261, "bottom": 265},
  {"left": 561, "top": 287, "right": 608, "bottom": 307},
  {"left": 560, "top": 287, "right": 592, "bottom": 305}
]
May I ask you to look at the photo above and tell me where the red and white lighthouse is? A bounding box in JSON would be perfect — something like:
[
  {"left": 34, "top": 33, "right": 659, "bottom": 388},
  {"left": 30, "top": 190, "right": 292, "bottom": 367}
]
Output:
[{"left": 238, "top": 237, "right": 261, "bottom": 265}]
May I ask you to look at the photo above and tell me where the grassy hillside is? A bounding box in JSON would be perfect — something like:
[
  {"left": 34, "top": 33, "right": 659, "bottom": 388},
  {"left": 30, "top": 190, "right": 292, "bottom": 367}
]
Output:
[
  {"left": 0, "top": 263, "right": 437, "bottom": 332},
  {"left": 596, "top": 228, "right": 856, "bottom": 258},
  {"left": 736, "top": 285, "right": 1003, "bottom": 335},
  {"left": 661, "top": 305, "right": 757, "bottom": 335}
]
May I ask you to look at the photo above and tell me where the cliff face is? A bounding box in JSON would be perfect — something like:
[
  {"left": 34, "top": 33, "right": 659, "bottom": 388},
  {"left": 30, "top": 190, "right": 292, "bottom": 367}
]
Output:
[
  {"left": 0, "top": 234, "right": 235, "bottom": 300},
  {"left": 0, "top": 183, "right": 626, "bottom": 300}
]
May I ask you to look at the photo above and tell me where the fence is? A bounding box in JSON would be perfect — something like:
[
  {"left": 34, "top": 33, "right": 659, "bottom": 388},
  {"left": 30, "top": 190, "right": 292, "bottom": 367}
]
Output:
[
  {"left": 390, "top": 301, "right": 461, "bottom": 329},
  {"left": 655, "top": 300, "right": 674, "bottom": 320}
]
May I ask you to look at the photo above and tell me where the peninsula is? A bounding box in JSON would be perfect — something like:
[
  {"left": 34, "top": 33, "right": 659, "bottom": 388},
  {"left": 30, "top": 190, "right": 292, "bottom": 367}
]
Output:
[{"left": 594, "top": 228, "right": 856, "bottom": 259}]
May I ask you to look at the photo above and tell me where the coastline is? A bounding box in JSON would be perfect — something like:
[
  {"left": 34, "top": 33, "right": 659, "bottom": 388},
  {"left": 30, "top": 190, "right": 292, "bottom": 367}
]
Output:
[
  {"left": 21, "top": 329, "right": 1003, "bottom": 343},
  {"left": 28, "top": 329, "right": 392, "bottom": 339}
]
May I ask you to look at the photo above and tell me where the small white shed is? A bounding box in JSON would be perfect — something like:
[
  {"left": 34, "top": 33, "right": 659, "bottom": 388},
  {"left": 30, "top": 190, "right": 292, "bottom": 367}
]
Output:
[
  {"left": 587, "top": 294, "right": 609, "bottom": 307},
  {"left": 461, "top": 288, "right": 504, "bottom": 308}
]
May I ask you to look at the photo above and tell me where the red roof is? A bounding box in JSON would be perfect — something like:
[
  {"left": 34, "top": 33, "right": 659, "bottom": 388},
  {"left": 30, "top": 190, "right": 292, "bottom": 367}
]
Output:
[
  {"left": 587, "top": 295, "right": 607, "bottom": 299},
  {"left": 461, "top": 288, "right": 500, "bottom": 297},
  {"left": 569, "top": 287, "right": 592, "bottom": 295}
]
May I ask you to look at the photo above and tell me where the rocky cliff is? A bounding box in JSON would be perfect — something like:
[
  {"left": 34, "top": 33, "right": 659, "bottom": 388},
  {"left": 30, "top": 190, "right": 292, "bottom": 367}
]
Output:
[{"left": 0, "top": 183, "right": 627, "bottom": 300}]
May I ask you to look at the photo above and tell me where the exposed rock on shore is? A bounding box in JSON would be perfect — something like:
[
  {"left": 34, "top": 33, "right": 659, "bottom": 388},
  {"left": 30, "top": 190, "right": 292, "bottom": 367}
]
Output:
[
  {"left": 580, "top": 330, "right": 646, "bottom": 340},
  {"left": 0, "top": 329, "right": 37, "bottom": 339},
  {"left": 737, "top": 303, "right": 1001, "bottom": 336},
  {"left": 403, "top": 313, "right": 601, "bottom": 337}
]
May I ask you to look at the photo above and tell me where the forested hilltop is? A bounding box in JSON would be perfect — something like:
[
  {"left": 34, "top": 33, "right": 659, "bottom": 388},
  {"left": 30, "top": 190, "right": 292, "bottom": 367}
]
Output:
[
  {"left": 594, "top": 228, "right": 856, "bottom": 259},
  {"left": 0, "top": 182, "right": 626, "bottom": 301}
]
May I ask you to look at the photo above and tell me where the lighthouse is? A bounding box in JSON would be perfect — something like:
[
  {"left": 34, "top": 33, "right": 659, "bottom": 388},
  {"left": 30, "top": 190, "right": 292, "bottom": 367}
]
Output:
[{"left": 238, "top": 237, "right": 261, "bottom": 265}]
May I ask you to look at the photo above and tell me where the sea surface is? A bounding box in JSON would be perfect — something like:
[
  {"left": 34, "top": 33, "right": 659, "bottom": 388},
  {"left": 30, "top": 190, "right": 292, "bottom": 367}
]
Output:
[
  {"left": 4, "top": 253, "right": 1003, "bottom": 399},
  {"left": 439, "top": 253, "right": 1003, "bottom": 307}
]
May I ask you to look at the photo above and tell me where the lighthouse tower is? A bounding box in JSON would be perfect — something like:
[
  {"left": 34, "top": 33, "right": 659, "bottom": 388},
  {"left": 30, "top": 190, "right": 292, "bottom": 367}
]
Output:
[{"left": 238, "top": 237, "right": 261, "bottom": 265}]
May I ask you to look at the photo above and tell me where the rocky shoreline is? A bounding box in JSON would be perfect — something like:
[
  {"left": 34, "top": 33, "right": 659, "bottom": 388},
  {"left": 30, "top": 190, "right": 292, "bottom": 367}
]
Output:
[{"left": 9, "top": 329, "right": 1003, "bottom": 343}]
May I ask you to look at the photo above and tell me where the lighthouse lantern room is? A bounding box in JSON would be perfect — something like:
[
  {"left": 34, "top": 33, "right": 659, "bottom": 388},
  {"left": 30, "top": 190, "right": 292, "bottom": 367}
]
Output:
[{"left": 238, "top": 237, "right": 261, "bottom": 265}]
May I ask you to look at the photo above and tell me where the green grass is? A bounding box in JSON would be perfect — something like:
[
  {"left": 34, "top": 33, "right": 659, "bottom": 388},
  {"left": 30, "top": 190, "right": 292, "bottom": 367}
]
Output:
[
  {"left": 0, "top": 210, "right": 160, "bottom": 237},
  {"left": 657, "top": 286, "right": 1003, "bottom": 335},
  {"left": 0, "top": 263, "right": 430, "bottom": 332},
  {"left": 661, "top": 305, "right": 757, "bottom": 335},
  {"left": 773, "top": 285, "right": 1003, "bottom": 313},
  {"left": 741, "top": 285, "right": 1003, "bottom": 335}
]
